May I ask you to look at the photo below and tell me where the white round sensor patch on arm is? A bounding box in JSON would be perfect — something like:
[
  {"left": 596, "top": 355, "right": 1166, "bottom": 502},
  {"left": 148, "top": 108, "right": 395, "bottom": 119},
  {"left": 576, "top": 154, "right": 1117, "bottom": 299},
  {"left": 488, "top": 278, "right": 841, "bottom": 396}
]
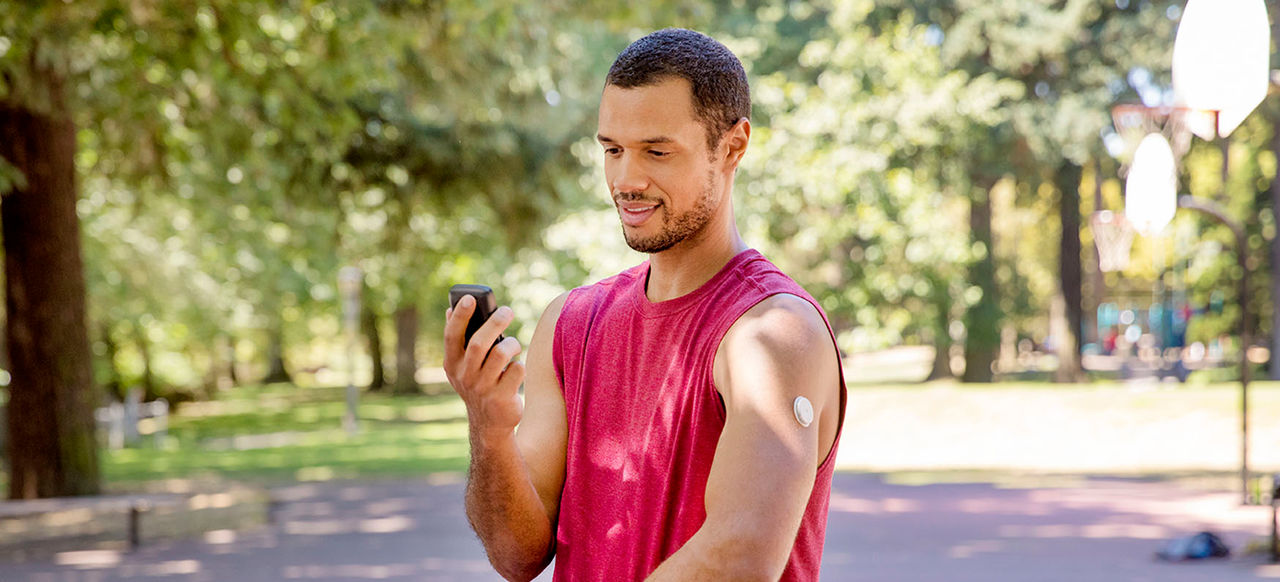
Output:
[{"left": 793, "top": 396, "right": 814, "bottom": 428}]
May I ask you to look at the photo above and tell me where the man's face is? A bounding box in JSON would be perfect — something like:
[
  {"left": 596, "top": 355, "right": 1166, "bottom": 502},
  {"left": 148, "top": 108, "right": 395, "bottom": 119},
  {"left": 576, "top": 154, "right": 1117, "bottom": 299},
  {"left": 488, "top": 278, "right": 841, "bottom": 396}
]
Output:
[{"left": 597, "top": 77, "right": 724, "bottom": 254}]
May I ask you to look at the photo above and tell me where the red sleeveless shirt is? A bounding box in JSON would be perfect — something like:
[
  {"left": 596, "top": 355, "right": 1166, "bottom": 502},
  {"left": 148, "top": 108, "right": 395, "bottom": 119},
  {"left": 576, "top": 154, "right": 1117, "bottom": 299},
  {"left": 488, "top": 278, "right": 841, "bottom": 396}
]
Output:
[{"left": 551, "top": 249, "right": 846, "bottom": 581}]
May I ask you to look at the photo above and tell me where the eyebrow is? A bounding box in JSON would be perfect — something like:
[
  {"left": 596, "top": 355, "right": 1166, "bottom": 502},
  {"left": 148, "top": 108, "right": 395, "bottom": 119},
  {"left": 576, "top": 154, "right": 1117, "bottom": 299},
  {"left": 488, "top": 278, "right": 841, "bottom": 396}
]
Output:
[{"left": 597, "top": 134, "right": 676, "bottom": 145}]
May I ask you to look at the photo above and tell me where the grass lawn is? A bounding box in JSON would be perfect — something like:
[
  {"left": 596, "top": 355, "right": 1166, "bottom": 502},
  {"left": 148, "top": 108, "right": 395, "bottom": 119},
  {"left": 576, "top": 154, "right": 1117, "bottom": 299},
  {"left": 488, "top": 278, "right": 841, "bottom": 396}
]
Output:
[
  {"left": 98, "top": 383, "right": 470, "bottom": 490},
  {"left": 7, "top": 373, "right": 1279, "bottom": 493},
  {"left": 838, "top": 379, "right": 1280, "bottom": 489}
]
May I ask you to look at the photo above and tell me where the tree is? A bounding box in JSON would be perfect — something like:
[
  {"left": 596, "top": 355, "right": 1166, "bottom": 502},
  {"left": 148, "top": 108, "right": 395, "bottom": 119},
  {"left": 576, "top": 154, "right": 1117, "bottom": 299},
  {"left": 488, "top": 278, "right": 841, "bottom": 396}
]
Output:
[
  {"left": 0, "top": 0, "right": 390, "bottom": 497},
  {"left": 733, "top": 4, "right": 1012, "bottom": 376},
  {"left": 1053, "top": 160, "right": 1085, "bottom": 382},
  {"left": 362, "top": 292, "right": 386, "bottom": 391},
  {"left": 1267, "top": 15, "right": 1280, "bottom": 380},
  {"left": 885, "top": 0, "right": 1183, "bottom": 381},
  {"left": 0, "top": 4, "right": 102, "bottom": 498}
]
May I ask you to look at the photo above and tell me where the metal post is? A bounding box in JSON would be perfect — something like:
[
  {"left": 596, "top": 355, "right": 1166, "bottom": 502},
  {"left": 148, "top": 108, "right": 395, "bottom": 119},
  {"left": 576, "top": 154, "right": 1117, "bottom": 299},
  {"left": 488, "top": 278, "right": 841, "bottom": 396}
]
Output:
[
  {"left": 129, "top": 503, "right": 141, "bottom": 551},
  {"left": 1241, "top": 233, "right": 1252, "bottom": 505},
  {"left": 154, "top": 398, "right": 169, "bottom": 448},
  {"left": 1178, "top": 194, "right": 1251, "bottom": 504},
  {"left": 1216, "top": 109, "right": 1253, "bottom": 504},
  {"left": 108, "top": 402, "right": 124, "bottom": 450},
  {"left": 124, "top": 386, "right": 141, "bottom": 446},
  {"left": 338, "top": 267, "right": 363, "bottom": 436},
  {"left": 1272, "top": 473, "right": 1279, "bottom": 562}
]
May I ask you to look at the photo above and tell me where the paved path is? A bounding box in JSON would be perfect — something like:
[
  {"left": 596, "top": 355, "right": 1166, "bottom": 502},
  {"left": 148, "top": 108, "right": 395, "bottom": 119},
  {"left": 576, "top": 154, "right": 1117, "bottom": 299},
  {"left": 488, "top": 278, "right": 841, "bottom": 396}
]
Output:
[{"left": 1, "top": 472, "right": 1277, "bottom": 581}]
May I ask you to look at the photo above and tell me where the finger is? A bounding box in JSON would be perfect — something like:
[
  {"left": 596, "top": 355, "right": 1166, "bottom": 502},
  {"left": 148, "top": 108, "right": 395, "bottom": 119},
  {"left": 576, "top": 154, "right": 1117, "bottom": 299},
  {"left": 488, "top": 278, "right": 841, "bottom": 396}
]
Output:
[
  {"left": 497, "top": 360, "right": 526, "bottom": 406},
  {"left": 444, "top": 295, "right": 476, "bottom": 370},
  {"left": 480, "top": 336, "right": 524, "bottom": 387},
  {"left": 443, "top": 309, "right": 454, "bottom": 376},
  {"left": 464, "top": 306, "right": 514, "bottom": 376}
]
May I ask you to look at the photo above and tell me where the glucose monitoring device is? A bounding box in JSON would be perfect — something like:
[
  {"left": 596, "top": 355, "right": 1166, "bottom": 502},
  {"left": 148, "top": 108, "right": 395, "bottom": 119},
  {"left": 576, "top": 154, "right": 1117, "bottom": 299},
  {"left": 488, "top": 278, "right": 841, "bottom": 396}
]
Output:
[{"left": 793, "top": 396, "right": 814, "bottom": 428}]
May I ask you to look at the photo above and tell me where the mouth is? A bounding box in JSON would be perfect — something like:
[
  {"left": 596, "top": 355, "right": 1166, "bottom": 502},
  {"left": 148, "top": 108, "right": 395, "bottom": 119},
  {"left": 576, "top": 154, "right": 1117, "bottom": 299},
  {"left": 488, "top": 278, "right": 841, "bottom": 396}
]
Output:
[{"left": 617, "top": 201, "right": 660, "bottom": 227}]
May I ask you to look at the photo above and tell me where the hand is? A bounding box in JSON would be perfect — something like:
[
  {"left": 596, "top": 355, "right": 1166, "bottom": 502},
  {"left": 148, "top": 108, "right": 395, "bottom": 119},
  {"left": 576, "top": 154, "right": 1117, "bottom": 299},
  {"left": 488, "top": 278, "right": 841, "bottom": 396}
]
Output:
[{"left": 444, "top": 295, "right": 526, "bottom": 439}]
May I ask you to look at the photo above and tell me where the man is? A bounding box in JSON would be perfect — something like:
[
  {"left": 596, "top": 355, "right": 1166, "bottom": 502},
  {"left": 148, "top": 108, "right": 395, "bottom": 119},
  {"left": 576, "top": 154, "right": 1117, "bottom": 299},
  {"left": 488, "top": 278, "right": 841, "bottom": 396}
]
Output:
[{"left": 444, "top": 28, "right": 846, "bottom": 581}]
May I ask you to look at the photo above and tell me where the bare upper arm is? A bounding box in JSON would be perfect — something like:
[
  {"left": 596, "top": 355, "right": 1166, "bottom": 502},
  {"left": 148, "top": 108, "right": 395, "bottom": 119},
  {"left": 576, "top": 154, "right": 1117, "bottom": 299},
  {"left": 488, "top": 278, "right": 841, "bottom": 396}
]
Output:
[
  {"left": 701, "top": 293, "right": 841, "bottom": 574},
  {"left": 713, "top": 293, "right": 841, "bottom": 468},
  {"left": 515, "top": 291, "right": 570, "bottom": 528}
]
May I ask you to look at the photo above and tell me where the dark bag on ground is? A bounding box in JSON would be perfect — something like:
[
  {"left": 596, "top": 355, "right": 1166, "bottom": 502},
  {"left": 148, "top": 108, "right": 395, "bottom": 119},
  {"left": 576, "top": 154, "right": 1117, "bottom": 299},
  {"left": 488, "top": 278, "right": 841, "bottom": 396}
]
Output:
[{"left": 1156, "top": 531, "right": 1231, "bottom": 561}]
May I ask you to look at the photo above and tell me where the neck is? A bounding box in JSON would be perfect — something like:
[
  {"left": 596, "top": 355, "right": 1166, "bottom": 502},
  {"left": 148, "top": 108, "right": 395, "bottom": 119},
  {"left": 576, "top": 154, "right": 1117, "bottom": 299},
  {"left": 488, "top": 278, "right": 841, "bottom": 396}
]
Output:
[{"left": 644, "top": 208, "right": 747, "bottom": 303}]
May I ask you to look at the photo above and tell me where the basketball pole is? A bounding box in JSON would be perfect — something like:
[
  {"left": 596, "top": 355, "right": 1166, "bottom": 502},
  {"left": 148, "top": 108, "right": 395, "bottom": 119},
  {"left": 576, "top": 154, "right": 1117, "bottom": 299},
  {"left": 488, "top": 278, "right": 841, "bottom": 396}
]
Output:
[
  {"left": 1113, "top": 103, "right": 1255, "bottom": 505},
  {"left": 1178, "top": 186, "right": 1252, "bottom": 505},
  {"left": 1119, "top": 0, "right": 1270, "bottom": 507}
]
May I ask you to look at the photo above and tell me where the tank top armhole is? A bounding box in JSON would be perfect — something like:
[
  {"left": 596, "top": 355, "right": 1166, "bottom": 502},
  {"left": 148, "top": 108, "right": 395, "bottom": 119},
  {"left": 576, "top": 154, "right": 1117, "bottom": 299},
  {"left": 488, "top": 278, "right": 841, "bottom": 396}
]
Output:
[
  {"left": 712, "top": 286, "right": 847, "bottom": 472},
  {"left": 704, "top": 273, "right": 787, "bottom": 423},
  {"left": 704, "top": 275, "right": 769, "bottom": 424},
  {"left": 806, "top": 294, "right": 847, "bottom": 472},
  {"left": 552, "top": 287, "right": 585, "bottom": 397}
]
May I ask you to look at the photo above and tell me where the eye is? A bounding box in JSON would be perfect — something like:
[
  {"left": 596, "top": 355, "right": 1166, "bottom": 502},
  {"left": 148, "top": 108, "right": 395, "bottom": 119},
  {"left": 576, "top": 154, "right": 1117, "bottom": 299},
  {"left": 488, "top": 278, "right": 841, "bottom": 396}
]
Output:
[
  {"left": 648, "top": 150, "right": 670, "bottom": 158},
  {"left": 603, "top": 146, "right": 622, "bottom": 156}
]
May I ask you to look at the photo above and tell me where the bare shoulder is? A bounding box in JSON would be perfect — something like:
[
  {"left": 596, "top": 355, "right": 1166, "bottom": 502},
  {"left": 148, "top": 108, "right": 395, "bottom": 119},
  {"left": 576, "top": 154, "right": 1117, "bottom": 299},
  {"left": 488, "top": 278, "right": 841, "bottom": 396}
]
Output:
[
  {"left": 532, "top": 291, "right": 571, "bottom": 340},
  {"left": 523, "top": 291, "right": 570, "bottom": 403},
  {"left": 535, "top": 290, "right": 570, "bottom": 327},
  {"left": 725, "top": 293, "right": 831, "bottom": 359},
  {"left": 525, "top": 290, "right": 571, "bottom": 382},
  {"left": 716, "top": 293, "right": 836, "bottom": 401},
  {"left": 522, "top": 289, "right": 572, "bottom": 419}
]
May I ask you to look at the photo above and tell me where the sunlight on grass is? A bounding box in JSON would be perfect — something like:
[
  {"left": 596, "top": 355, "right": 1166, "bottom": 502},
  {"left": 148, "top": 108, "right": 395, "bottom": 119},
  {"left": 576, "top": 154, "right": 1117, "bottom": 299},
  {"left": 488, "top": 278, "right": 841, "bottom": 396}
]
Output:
[
  {"left": 100, "top": 384, "right": 471, "bottom": 488},
  {"left": 94, "top": 380, "right": 1280, "bottom": 490},
  {"left": 839, "top": 381, "right": 1280, "bottom": 475}
]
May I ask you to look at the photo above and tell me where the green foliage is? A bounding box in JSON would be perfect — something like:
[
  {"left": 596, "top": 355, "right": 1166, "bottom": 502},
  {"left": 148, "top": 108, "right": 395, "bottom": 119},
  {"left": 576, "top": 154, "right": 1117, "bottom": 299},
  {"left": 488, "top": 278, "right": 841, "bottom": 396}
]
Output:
[
  {"left": 739, "top": 11, "right": 982, "bottom": 351},
  {"left": 6, "top": 1, "right": 705, "bottom": 390},
  {"left": 6, "top": 0, "right": 1266, "bottom": 393},
  {"left": 733, "top": 0, "right": 1173, "bottom": 357}
]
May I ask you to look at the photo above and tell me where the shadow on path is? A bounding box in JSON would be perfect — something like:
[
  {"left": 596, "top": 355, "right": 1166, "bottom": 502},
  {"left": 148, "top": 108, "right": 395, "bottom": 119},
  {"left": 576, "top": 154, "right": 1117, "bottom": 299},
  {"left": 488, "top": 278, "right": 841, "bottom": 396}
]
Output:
[{"left": 1, "top": 472, "right": 1277, "bottom": 581}]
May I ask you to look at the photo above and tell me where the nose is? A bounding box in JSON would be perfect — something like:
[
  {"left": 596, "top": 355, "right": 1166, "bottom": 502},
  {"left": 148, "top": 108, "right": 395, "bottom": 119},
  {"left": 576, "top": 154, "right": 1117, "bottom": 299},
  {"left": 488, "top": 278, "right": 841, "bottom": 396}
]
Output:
[{"left": 610, "top": 152, "right": 648, "bottom": 195}]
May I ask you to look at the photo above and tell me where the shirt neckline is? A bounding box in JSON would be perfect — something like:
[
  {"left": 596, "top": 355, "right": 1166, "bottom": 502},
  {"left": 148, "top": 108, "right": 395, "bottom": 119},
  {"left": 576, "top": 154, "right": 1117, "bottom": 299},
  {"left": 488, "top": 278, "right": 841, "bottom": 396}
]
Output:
[{"left": 631, "top": 248, "right": 761, "bottom": 318}]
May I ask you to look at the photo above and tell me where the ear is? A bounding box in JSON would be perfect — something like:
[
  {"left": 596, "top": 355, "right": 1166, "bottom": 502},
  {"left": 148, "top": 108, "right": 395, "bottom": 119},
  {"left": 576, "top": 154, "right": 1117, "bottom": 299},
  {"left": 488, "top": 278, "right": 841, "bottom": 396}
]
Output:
[{"left": 721, "top": 117, "right": 750, "bottom": 172}]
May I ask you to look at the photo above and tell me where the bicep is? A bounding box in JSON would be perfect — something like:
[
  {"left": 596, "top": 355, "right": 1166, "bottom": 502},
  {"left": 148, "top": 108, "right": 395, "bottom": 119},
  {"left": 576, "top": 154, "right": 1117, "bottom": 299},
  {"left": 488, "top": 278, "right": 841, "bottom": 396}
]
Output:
[
  {"left": 703, "top": 295, "right": 840, "bottom": 569},
  {"left": 515, "top": 292, "right": 570, "bottom": 527}
]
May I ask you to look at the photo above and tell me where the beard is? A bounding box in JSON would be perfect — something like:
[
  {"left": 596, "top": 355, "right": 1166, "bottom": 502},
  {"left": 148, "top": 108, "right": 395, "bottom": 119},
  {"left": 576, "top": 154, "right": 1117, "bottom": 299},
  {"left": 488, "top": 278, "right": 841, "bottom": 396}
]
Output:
[{"left": 616, "top": 172, "right": 718, "bottom": 254}]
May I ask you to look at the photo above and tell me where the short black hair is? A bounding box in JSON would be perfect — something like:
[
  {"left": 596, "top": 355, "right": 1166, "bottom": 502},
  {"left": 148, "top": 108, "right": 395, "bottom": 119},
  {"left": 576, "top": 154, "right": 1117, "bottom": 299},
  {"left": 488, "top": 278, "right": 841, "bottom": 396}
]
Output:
[{"left": 605, "top": 28, "right": 750, "bottom": 152}]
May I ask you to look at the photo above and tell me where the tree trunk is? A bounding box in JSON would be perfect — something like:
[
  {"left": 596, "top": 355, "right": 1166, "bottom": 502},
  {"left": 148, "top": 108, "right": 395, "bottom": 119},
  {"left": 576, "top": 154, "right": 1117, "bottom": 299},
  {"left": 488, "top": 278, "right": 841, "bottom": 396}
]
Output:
[
  {"left": 393, "top": 304, "right": 419, "bottom": 394},
  {"left": 1087, "top": 159, "right": 1106, "bottom": 350},
  {"left": 1268, "top": 0, "right": 1280, "bottom": 380},
  {"left": 262, "top": 324, "right": 292, "bottom": 384},
  {"left": 100, "top": 321, "right": 122, "bottom": 402},
  {"left": 363, "top": 307, "right": 386, "bottom": 391},
  {"left": 225, "top": 335, "right": 240, "bottom": 387},
  {"left": 208, "top": 334, "right": 234, "bottom": 392},
  {"left": 1, "top": 98, "right": 101, "bottom": 498},
  {"left": 1054, "top": 162, "right": 1085, "bottom": 382},
  {"left": 1270, "top": 111, "right": 1280, "bottom": 379},
  {"left": 0, "top": 314, "right": 7, "bottom": 371},
  {"left": 925, "top": 275, "right": 953, "bottom": 381},
  {"left": 963, "top": 178, "right": 1001, "bottom": 383},
  {"left": 135, "top": 323, "right": 158, "bottom": 401}
]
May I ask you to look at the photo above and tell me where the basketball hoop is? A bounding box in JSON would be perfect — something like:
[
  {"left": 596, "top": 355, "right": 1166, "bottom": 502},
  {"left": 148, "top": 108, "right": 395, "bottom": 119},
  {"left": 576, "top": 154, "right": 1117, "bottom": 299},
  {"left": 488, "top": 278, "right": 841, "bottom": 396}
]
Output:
[
  {"left": 1091, "top": 210, "right": 1134, "bottom": 273},
  {"left": 1126, "top": 133, "right": 1177, "bottom": 235},
  {"left": 1110, "top": 104, "right": 1203, "bottom": 173}
]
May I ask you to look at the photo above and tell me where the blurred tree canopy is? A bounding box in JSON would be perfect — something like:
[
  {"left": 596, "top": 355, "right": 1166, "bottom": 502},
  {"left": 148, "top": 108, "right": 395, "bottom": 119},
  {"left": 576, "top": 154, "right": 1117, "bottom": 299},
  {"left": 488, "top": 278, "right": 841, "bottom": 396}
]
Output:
[{"left": 2, "top": 0, "right": 1277, "bottom": 496}]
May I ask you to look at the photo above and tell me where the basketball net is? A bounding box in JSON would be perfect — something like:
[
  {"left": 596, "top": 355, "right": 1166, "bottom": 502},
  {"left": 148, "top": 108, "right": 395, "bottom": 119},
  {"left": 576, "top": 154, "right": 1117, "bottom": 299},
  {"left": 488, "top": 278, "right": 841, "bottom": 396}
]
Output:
[
  {"left": 1110, "top": 103, "right": 1206, "bottom": 173},
  {"left": 1091, "top": 210, "right": 1134, "bottom": 273},
  {"left": 1101, "top": 103, "right": 1206, "bottom": 271}
]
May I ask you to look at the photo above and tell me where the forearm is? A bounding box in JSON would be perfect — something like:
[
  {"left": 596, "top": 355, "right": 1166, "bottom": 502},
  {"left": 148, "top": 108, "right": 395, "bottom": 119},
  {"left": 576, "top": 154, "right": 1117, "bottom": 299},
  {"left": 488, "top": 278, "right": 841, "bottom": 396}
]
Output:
[
  {"left": 465, "top": 429, "right": 555, "bottom": 581},
  {"left": 644, "top": 529, "right": 785, "bottom": 582}
]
